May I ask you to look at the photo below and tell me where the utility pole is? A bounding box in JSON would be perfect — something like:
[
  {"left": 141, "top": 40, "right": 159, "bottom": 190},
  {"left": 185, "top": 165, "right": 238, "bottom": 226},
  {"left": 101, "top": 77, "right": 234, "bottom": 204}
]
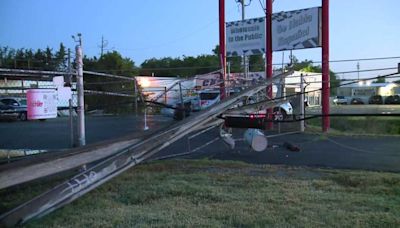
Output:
[
  {"left": 67, "top": 48, "right": 75, "bottom": 147},
  {"left": 179, "top": 81, "right": 185, "bottom": 120},
  {"left": 357, "top": 62, "right": 360, "bottom": 81},
  {"left": 300, "top": 73, "right": 305, "bottom": 132},
  {"left": 98, "top": 36, "right": 108, "bottom": 58},
  {"left": 241, "top": 0, "right": 245, "bottom": 21},
  {"left": 266, "top": 0, "right": 273, "bottom": 129},
  {"left": 73, "top": 33, "right": 86, "bottom": 146}
]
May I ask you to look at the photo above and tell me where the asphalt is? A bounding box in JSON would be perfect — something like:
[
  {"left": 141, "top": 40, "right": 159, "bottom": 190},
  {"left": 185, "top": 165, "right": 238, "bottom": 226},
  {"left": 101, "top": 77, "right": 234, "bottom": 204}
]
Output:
[
  {"left": 0, "top": 115, "right": 172, "bottom": 150},
  {"left": 153, "top": 128, "right": 400, "bottom": 173},
  {"left": 0, "top": 114, "right": 399, "bottom": 172}
]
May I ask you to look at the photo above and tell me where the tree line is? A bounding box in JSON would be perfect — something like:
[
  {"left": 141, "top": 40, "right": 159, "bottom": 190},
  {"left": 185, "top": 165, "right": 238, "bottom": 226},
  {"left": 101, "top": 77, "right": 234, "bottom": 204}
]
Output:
[{"left": 0, "top": 44, "right": 339, "bottom": 94}]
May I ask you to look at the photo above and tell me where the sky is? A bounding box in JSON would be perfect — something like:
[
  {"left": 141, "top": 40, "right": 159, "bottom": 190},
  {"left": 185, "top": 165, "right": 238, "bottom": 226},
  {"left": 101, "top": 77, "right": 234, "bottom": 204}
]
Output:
[{"left": 1, "top": 0, "right": 400, "bottom": 80}]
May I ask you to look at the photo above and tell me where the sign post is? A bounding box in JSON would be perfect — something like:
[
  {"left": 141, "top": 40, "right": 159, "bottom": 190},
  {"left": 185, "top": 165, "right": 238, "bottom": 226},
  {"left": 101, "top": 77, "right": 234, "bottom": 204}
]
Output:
[
  {"left": 266, "top": 0, "right": 273, "bottom": 129},
  {"left": 322, "top": 0, "right": 330, "bottom": 132},
  {"left": 219, "top": 0, "right": 226, "bottom": 100}
]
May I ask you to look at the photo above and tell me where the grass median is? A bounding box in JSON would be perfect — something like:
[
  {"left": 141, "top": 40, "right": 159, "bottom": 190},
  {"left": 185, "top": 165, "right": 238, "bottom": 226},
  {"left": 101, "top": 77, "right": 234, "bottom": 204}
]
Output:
[
  {"left": 306, "top": 116, "right": 400, "bottom": 135},
  {"left": 1, "top": 159, "right": 399, "bottom": 227}
]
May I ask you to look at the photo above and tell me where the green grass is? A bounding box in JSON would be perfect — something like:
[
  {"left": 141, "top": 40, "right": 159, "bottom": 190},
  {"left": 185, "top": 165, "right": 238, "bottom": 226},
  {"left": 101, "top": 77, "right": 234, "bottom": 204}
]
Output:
[
  {"left": 307, "top": 117, "right": 400, "bottom": 135},
  {"left": 1, "top": 159, "right": 400, "bottom": 227}
]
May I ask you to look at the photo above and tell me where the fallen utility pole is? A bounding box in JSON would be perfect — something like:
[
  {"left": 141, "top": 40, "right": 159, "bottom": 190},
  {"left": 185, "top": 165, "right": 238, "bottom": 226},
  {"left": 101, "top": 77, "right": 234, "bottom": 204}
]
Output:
[{"left": 0, "top": 71, "right": 291, "bottom": 227}]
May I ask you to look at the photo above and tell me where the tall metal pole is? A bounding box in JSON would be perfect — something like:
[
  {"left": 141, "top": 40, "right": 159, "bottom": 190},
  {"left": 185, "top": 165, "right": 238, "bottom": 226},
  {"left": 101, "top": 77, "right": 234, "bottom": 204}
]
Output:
[
  {"left": 67, "top": 48, "right": 75, "bottom": 147},
  {"left": 322, "top": 0, "right": 330, "bottom": 132},
  {"left": 300, "top": 74, "right": 305, "bottom": 132},
  {"left": 227, "top": 61, "right": 231, "bottom": 94},
  {"left": 178, "top": 81, "right": 185, "bottom": 120},
  {"left": 266, "top": 0, "right": 273, "bottom": 129},
  {"left": 134, "top": 80, "right": 138, "bottom": 116},
  {"left": 241, "top": 0, "right": 245, "bottom": 20},
  {"left": 219, "top": 0, "right": 226, "bottom": 100},
  {"left": 75, "top": 36, "right": 86, "bottom": 146},
  {"left": 69, "top": 99, "right": 75, "bottom": 147},
  {"left": 240, "top": 0, "right": 248, "bottom": 87}
]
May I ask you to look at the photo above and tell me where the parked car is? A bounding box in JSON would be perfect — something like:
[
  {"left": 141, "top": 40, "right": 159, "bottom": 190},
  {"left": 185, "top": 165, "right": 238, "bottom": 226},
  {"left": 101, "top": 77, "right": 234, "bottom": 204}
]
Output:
[
  {"left": 0, "top": 97, "right": 28, "bottom": 121},
  {"left": 333, "top": 96, "right": 348, "bottom": 105},
  {"left": 368, "top": 95, "right": 383, "bottom": 104},
  {"left": 350, "top": 98, "right": 364, "bottom": 105},
  {"left": 384, "top": 95, "right": 400, "bottom": 104}
]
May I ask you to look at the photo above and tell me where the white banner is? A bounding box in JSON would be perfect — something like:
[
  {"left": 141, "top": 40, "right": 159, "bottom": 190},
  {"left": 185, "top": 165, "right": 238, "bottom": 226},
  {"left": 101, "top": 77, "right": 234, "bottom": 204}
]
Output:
[
  {"left": 27, "top": 89, "right": 57, "bottom": 120},
  {"left": 272, "top": 7, "right": 321, "bottom": 51},
  {"left": 226, "top": 17, "right": 266, "bottom": 57}
]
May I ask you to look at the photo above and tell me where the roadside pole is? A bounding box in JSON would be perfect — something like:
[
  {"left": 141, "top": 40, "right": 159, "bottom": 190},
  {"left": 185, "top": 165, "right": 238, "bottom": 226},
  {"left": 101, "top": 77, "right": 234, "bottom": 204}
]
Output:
[
  {"left": 143, "top": 107, "right": 149, "bottom": 130},
  {"left": 218, "top": 0, "right": 226, "bottom": 100},
  {"left": 67, "top": 49, "right": 76, "bottom": 147},
  {"left": 322, "top": 0, "right": 330, "bottom": 132},
  {"left": 75, "top": 35, "right": 86, "bottom": 146},
  {"left": 179, "top": 81, "right": 184, "bottom": 120},
  {"left": 134, "top": 80, "right": 138, "bottom": 116},
  {"left": 69, "top": 99, "right": 75, "bottom": 147},
  {"left": 227, "top": 61, "right": 231, "bottom": 96},
  {"left": 266, "top": 0, "right": 273, "bottom": 129},
  {"left": 300, "top": 73, "right": 305, "bottom": 132}
]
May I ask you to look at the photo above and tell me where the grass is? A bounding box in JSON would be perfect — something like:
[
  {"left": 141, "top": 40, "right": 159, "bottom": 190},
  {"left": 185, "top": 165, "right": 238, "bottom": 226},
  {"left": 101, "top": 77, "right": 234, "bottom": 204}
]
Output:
[
  {"left": 306, "top": 116, "right": 400, "bottom": 135},
  {"left": 1, "top": 159, "right": 400, "bottom": 227}
]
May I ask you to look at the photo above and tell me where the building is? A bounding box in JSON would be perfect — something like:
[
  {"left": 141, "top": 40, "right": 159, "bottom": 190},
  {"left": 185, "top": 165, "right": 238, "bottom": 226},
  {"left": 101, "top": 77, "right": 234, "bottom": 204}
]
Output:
[{"left": 282, "top": 71, "right": 322, "bottom": 106}]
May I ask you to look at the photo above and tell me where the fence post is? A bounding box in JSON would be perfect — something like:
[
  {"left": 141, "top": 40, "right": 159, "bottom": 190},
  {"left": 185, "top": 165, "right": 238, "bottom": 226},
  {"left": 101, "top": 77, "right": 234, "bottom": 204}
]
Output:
[{"left": 69, "top": 99, "right": 75, "bottom": 147}]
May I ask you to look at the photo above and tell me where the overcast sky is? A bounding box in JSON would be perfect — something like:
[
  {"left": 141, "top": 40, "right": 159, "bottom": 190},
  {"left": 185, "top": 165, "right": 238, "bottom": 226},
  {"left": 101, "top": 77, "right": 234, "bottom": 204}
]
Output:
[{"left": 1, "top": 0, "right": 399, "bottom": 79}]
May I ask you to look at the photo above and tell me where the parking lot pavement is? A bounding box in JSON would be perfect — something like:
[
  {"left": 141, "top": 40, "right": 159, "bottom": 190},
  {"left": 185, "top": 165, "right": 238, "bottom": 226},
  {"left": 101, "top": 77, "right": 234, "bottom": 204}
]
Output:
[
  {"left": 153, "top": 129, "right": 400, "bottom": 172},
  {"left": 0, "top": 115, "right": 172, "bottom": 150}
]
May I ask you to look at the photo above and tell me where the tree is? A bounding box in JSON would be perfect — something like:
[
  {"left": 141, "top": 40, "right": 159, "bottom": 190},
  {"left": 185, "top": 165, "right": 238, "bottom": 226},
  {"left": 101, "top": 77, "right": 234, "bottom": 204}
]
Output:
[
  {"left": 55, "top": 43, "right": 67, "bottom": 71},
  {"left": 249, "top": 54, "right": 264, "bottom": 72},
  {"left": 292, "top": 57, "right": 339, "bottom": 96},
  {"left": 83, "top": 51, "right": 138, "bottom": 113},
  {"left": 373, "top": 76, "right": 386, "bottom": 83}
]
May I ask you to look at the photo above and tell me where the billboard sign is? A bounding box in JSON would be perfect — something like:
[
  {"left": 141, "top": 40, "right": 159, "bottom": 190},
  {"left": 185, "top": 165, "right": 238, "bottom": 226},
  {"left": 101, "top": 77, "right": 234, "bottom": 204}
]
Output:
[
  {"left": 272, "top": 7, "right": 321, "bottom": 51},
  {"left": 27, "top": 89, "right": 57, "bottom": 120},
  {"left": 226, "top": 17, "right": 265, "bottom": 57}
]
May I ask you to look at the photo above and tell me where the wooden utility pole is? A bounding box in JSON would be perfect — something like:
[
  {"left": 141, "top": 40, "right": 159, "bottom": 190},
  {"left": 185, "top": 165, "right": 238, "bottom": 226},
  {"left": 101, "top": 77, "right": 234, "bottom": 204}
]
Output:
[{"left": 74, "top": 34, "right": 86, "bottom": 146}]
